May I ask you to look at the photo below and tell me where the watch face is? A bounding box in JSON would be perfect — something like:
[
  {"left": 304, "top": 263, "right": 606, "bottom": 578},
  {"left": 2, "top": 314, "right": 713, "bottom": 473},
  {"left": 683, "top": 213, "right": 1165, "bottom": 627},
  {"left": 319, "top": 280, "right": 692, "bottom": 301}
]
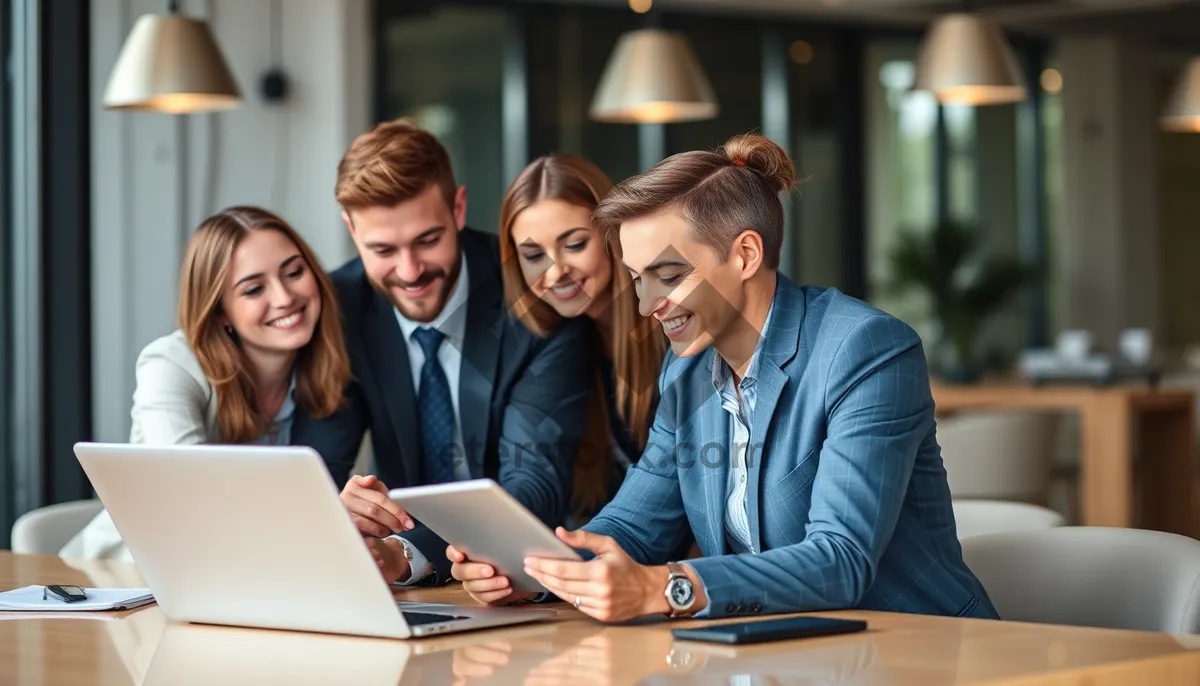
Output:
[{"left": 668, "top": 577, "right": 694, "bottom": 609}]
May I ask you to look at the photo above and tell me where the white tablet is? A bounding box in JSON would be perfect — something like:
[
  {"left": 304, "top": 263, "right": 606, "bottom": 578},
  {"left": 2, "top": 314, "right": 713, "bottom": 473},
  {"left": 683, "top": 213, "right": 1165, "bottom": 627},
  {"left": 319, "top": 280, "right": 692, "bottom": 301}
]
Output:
[{"left": 388, "top": 479, "right": 582, "bottom": 594}]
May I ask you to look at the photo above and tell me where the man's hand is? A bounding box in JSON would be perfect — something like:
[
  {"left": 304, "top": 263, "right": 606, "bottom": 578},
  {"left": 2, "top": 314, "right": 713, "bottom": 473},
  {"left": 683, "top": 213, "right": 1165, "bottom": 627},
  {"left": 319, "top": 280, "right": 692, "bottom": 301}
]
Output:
[
  {"left": 366, "top": 537, "right": 411, "bottom": 584},
  {"left": 524, "top": 528, "right": 682, "bottom": 623},
  {"left": 451, "top": 642, "right": 512, "bottom": 686},
  {"left": 524, "top": 632, "right": 615, "bottom": 686},
  {"left": 448, "top": 544, "right": 537, "bottom": 606},
  {"left": 340, "top": 474, "right": 414, "bottom": 538}
]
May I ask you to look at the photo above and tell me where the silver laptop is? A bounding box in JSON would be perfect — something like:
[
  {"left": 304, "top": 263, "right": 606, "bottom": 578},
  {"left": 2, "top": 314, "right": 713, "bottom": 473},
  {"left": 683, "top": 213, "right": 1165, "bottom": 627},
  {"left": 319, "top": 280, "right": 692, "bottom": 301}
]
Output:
[{"left": 73, "top": 442, "right": 555, "bottom": 639}]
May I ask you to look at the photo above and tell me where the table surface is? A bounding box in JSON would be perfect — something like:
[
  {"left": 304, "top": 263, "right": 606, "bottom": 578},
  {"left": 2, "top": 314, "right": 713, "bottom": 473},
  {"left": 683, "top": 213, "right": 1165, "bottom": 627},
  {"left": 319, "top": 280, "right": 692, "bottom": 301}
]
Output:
[
  {"left": 3, "top": 551, "right": 1200, "bottom": 686},
  {"left": 930, "top": 381, "right": 1195, "bottom": 411}
]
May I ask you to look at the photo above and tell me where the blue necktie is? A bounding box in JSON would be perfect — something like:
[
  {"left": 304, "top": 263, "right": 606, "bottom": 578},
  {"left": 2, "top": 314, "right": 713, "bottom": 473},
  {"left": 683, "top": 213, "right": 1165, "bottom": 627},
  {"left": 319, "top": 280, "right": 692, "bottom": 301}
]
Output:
[{"left": 413, "top": 327, "right": 456, "bottom": 484}]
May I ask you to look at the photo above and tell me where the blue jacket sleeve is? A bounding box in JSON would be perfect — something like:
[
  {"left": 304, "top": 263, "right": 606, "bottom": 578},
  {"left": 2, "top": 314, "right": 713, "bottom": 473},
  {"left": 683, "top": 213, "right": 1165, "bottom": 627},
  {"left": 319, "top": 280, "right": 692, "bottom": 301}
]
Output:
[
  {"left": 683, "top": 315, "right": 933, "bottom": 618},
  {"left": 582, "top": 353, "right": 691, "bottom": 565}
]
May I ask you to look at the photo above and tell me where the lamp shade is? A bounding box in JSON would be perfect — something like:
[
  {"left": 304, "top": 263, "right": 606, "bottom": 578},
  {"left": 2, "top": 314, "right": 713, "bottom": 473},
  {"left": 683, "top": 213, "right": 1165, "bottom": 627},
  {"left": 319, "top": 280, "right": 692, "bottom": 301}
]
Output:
[
  {"left": 914, "top": 13, "right": 1027, "bottom": 106},
  {"left": 103, "top": 14, "right": 242, "bottom": 114},
  {"left": 590, "top": 29, "right": 717, "bottom": 124},
  {"left": 1161, "top": 57, "right": 1200, "bottom": 133}
]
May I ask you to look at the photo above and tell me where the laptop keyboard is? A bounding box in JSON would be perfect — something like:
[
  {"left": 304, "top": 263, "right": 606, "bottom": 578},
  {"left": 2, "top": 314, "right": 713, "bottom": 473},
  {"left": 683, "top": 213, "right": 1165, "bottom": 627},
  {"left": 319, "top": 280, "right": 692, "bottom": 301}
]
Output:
[{"left": 402, "top": 610, "right": 470, "bottom": 626}]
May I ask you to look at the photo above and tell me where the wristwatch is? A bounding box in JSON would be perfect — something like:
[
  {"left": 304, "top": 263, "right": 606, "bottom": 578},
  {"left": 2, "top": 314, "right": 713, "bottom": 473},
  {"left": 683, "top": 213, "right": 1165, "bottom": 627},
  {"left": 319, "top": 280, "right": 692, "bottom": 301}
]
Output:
[
  {"left": 664, "top": 561, "right": 695, "bottom": 618},
  {"left": 391, "top": 537, "right": 415, "bottom": 585},
  {"left": 395, "top": 537, "right": 414, "bottom": 563}
]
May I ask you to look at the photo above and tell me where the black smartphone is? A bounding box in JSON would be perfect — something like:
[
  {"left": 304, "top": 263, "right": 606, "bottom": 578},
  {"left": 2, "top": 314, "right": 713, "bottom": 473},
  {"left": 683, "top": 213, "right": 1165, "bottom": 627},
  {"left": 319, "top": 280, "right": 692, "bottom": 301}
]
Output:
[
  {"left": 43, "top": 585, "right": 88, "bottom": 603},
  {"left": 671, "top": 616, "right": 867, "bottom": 645}
]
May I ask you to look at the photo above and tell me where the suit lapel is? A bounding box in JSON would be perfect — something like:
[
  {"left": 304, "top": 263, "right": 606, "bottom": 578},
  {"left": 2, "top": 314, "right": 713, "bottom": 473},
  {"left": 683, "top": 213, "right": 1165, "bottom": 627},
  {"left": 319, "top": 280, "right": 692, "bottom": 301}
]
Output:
[
  {"left": 745, "top": 276, "right": 805, "bottom": 552},
  {"left": 457, "top": 234, "right": 503, "bottom": 478},
  {"left": 695, "top": 351, "right": 730, "bottom": 556},
  {"left": 747, "top": 365, "right": 786, "bottom": 551},
  {"left": 363, "top": 292, "right": 423, "bottom": 486}
]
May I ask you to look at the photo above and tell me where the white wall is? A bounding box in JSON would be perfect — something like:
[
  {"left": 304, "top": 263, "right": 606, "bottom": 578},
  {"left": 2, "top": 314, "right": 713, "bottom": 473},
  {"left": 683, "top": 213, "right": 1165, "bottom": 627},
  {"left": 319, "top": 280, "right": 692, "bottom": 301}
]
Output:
[{"left": 90, "top": 0, "right": 371, "bottom": 442}]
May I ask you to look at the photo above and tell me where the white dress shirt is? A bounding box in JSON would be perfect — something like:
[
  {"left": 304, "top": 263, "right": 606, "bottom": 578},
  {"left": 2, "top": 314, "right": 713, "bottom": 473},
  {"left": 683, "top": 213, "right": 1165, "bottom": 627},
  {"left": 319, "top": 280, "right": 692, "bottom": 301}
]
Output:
[
  {"left": 391, "top": 252, "right": 471, "bottom": 584},
  {"left": 683, "top": 301, "right": 775, "bottom": 618},
  {"left": 711, "top": 301, "right": 775, "bottom": 555}
]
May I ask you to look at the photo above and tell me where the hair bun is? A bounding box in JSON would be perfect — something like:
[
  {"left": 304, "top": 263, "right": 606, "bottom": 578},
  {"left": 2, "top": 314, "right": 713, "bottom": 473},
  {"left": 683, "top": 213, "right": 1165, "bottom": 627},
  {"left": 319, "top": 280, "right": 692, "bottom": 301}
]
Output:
[{"left": 722, "top": 133, "right": 796, "bottom": 194}]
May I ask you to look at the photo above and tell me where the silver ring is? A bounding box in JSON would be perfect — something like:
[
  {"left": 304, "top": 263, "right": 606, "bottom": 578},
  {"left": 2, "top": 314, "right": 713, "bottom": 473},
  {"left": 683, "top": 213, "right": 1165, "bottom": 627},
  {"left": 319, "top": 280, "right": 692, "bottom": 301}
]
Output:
[{"left": 573, "top": 595, "right": 582, "bottom": 609}]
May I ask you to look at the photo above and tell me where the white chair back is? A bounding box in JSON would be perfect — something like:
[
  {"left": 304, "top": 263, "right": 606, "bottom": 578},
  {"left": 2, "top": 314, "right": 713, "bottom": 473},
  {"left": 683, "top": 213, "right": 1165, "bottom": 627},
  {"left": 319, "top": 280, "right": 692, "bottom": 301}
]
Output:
[
  {"left": 962, "top": 527, "right": 1200, "bottom": 634},
  {"left": 937, "top": 410, "right": 1061, "bottom": 500},
  {"left": 953, "top": 500, "right": 1066, "bottom": 539},
  {"left": 11, "top": 499, "right": 105, "bottom": 554}
]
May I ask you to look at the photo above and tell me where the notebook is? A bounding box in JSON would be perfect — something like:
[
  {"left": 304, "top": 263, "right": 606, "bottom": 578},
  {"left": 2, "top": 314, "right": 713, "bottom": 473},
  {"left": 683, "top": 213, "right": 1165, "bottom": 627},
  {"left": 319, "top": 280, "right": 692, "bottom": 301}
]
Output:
[{"left": 0, "top": 585, "right": 155, "bottom": 612}]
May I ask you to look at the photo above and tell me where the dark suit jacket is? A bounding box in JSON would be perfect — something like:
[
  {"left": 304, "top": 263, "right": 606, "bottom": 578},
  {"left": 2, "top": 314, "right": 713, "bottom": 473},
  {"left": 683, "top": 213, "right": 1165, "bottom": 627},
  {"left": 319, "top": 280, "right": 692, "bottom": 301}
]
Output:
[{"left": 293, "top": 227, "right": 594, "bottom": 583}]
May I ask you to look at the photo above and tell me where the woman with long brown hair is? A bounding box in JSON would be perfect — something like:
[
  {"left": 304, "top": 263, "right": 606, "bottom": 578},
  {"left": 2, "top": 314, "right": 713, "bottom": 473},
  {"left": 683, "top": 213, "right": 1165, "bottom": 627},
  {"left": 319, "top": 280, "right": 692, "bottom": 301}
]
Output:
[
  {"left": 499, "top": 153, "right": 667, "bottom": 526},
  {"left": 61, "top": 206, "right": 352, "bottom": 560}
]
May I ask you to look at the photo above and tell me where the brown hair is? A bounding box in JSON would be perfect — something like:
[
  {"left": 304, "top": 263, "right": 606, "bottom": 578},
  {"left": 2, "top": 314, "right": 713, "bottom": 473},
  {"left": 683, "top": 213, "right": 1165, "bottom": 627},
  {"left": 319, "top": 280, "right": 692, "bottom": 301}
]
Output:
[
  {"left": 592, "top": 133, "right": 796, "bottom": 268},
  {"left": 178, "top": 206, "right": 352, "bottom": 443},
  {"left": 499, "top": 154, "right": 666, "bottom": 520},
  {"left": 335, "top": 117, "right": 457, "bottom": 212}
]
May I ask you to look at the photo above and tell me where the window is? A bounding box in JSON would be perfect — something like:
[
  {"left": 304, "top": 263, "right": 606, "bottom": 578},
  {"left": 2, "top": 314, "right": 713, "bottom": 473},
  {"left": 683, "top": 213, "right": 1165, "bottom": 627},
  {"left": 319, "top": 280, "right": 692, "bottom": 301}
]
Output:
[
  {"left": 527, "top": 5, "right": 642, "bottom": 185},
  {"left": 786, "top": 32, "right": 843, "bottom": 289},
  {"left": 376, "top": 4, "right": 508, "bottom": 232},
  {"left": 0, "top": 0, "right": 11, "bottom": 545},
  {"left": 662, "top": 14, "right": 763, "bottom": 157},
  {"left": 865, "top": 40, "right": 938, "bottom": 331},
  {"left": 370, "top": 2, "right": 1054, "bottom": 367}
]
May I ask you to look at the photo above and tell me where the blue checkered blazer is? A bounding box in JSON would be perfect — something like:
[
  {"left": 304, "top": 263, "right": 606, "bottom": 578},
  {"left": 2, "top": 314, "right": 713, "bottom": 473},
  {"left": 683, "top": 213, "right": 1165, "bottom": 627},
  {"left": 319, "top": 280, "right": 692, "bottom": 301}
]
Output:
[{"left": 583, "top": 275, "right": 999, "bottom": 620}]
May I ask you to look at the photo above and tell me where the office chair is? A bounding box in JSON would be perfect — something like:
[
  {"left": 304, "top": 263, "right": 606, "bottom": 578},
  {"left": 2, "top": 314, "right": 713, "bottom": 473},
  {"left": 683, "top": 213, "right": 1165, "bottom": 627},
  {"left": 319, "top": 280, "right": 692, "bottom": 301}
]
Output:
[
  {"left": 962, "top": 527, "right": 1200, "bottom": 634},
  {"left": 10, "top": 499, "right": 105, "bottom": 555}
]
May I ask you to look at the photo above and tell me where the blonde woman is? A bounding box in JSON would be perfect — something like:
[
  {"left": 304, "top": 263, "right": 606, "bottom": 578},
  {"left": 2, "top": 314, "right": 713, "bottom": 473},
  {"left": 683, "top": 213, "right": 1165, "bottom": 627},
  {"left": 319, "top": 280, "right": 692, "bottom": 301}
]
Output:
[{"left": 61, "top": 206, "right": 352, "bottom": 561}]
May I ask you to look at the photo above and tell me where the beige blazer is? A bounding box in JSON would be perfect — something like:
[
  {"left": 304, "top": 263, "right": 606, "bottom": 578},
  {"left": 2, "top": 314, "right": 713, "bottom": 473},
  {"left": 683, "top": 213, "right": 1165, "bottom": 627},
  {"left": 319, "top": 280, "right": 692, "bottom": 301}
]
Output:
[{"left": 60, "top": 330, "right": 220, "bottom": 560}]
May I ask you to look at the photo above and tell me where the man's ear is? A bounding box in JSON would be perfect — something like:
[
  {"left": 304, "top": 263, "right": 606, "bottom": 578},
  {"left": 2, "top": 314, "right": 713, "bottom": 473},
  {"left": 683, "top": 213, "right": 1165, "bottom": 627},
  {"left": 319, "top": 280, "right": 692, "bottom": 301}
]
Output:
[
  {"left": 733, "top": 229, "right": 765, "bottom": 281},
  {"left": 341, "top": 210, "right": 356, "bottom": 237},
  {"left": 454, "top": 186, "right": 468, "bottom": 231}
]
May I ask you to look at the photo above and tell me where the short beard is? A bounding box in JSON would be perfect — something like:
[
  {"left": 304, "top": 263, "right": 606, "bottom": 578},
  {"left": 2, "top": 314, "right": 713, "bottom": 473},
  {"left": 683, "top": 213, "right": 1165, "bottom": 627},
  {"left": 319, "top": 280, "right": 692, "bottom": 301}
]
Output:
[{"left": 370, "top": 251, "right": 463, "bottom": 324}]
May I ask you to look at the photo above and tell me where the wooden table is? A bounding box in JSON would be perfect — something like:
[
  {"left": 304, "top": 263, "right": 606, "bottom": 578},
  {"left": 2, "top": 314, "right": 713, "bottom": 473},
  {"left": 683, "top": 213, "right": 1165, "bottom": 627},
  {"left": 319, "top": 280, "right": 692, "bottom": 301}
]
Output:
[
  {"left": 2, "top": 552, "right": 1200, "bottom": 685},
  {"left": 932, "top": 382, "right": 1197, "bottom": 537}
]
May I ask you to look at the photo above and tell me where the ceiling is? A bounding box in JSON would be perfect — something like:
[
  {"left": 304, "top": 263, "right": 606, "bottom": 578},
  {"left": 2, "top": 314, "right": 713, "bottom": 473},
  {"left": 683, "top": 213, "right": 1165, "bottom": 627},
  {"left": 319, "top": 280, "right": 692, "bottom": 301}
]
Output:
[{"left": 558, "top": 0, "right": 1200, "bottom": 41}]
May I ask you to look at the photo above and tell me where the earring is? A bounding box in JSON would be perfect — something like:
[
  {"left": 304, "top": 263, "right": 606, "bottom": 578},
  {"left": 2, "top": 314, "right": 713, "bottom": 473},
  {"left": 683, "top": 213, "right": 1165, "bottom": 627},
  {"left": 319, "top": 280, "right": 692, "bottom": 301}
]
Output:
[{"left": 224, "top": 324, "right": 235, "bottom": 337}]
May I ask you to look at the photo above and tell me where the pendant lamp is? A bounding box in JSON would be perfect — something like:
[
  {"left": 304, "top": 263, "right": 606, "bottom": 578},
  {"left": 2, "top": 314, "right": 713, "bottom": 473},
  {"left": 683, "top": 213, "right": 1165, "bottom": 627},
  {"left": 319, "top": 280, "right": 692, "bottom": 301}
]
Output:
[
  {"left": 1161, "top": 57, "right": 1200, "bottom": 133},
  {"left": 590, "top": 28, "right": 717, "bottom": 124},
  {"left": 913, "top": 11, "right": 1027, "bottom": 106},
  {"left": 103, "top": 3, "right": 242, "bottom": 114}
]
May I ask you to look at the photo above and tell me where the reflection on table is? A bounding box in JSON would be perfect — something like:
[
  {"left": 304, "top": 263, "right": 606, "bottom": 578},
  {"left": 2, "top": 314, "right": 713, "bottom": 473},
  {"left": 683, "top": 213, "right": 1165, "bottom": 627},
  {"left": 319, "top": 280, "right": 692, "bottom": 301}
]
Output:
[{"left": 2, "top": 552, "right": 1200, "bottom": 686}]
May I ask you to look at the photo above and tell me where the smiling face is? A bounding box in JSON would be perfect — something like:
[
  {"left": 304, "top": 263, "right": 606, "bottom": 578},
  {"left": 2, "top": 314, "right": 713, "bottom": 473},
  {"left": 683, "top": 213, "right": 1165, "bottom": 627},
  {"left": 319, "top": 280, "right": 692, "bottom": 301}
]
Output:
[
  {"left": 510, "top": 199, "right": 612, "bottom": 320},
  {"left": 620, "top": 209, "right": 751, "bottom": 359},
  {"left": 219, "top": 228, "right": 322, "bottom": 358},
  {"left": 344, "top": 183, "right": 467, "bottom": 323}
]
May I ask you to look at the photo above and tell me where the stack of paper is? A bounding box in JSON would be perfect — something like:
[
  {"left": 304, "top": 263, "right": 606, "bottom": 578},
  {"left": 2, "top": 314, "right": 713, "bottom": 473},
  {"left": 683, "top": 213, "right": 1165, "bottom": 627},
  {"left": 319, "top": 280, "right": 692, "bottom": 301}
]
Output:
[{"left": 0, "top": 585, "right": 155, "bottom": 613}]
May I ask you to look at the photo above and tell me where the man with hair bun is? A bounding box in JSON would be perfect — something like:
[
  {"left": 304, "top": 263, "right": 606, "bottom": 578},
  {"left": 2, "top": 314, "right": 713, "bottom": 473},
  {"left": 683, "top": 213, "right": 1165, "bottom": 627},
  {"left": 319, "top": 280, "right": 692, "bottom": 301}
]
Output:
[
  {"left": 451, "top": 133, "right": 999, "bottom": 623},
  {"left": 292, "top": 118, "right": 593, "bottom": 587}
]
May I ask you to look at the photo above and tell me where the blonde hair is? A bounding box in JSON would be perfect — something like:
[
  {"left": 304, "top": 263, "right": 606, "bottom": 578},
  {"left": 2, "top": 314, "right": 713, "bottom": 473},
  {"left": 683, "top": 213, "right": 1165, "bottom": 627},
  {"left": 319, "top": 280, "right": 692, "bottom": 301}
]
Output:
[
  {"left": 593, "top": 133, "right": 796, "bottom": 268},
  {"left": 499, "top": 154, "right": 666, "bottom": 520},
  {"left": 178, "top": 206, "right": 352, "bottom": 443}
]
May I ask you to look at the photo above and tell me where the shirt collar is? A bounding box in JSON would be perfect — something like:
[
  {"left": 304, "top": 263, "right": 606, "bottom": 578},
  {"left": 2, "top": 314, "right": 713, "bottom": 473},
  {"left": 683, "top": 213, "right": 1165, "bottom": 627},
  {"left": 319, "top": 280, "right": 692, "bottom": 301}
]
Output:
[
  {"left": 393, "top": 251, "right": 470, "bottom": 346},
  {"left": 711, "top": 297, "right": 777, "bottom": 392},
  {"left": 273, "top": 373, "right": 298, "bottom": 424}
]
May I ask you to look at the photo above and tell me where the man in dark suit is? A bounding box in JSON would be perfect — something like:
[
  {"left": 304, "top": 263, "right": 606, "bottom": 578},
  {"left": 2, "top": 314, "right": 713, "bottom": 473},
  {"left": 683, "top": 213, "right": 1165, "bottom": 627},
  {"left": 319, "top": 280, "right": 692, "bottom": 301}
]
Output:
[{"left": 292, "top": 119, "right": 592, "bottom": 586}]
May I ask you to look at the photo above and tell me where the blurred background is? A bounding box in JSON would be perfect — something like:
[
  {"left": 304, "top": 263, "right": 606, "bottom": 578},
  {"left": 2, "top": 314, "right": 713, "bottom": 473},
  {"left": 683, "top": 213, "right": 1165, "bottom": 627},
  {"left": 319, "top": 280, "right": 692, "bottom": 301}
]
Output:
[{"left": 3, "top": 0, "right": 1200, "bottom": 548}]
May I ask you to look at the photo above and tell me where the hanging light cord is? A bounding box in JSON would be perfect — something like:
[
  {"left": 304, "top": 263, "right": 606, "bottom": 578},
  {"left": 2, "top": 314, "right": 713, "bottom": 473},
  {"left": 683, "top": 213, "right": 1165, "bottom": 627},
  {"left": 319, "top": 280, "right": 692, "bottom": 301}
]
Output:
[
  {"left": 270, "top": 0, "right": 282, "bottom": 67},
  {"left": 269, "top": 0, "right": 289, "bottom": 211}
]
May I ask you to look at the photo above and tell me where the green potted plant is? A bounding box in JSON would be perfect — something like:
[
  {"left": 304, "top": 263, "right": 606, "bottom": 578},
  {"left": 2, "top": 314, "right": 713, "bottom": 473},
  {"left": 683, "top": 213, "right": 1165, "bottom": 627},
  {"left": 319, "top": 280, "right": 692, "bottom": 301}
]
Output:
[{"left": 887, "top": 220, "right": 1036, "bottom": 384}]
